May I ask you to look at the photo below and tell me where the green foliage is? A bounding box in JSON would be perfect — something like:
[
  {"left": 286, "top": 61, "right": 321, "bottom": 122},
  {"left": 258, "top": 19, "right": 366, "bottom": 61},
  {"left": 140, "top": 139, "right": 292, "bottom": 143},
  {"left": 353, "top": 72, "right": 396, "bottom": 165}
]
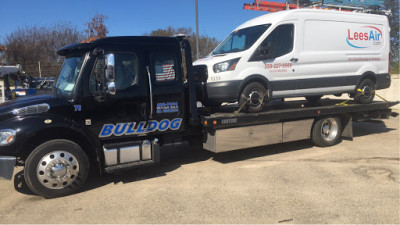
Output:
[{"left": 383, "top": 0, "right": 399, "bottom": 69}]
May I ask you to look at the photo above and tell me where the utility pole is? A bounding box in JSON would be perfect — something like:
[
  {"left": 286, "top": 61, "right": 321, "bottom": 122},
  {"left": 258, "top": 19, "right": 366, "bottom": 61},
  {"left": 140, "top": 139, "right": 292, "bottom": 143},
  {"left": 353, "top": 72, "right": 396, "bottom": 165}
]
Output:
[
  {"left": 38, "top": 61, "right": 42, "bottom": 78},
  {"left": 195, "top": 0, "right": 200, "bottom": 60}
]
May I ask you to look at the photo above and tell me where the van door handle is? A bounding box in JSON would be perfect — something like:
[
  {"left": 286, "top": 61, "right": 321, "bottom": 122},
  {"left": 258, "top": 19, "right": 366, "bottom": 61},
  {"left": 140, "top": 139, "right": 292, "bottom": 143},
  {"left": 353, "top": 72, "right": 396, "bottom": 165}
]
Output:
[{"left": 290, "top": 58, "right": 298, "bottom": 63}]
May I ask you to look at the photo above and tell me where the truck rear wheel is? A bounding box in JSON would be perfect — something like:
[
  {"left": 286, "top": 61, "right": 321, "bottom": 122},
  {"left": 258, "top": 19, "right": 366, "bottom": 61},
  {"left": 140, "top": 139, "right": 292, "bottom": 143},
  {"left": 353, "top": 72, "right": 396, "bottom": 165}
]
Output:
[
  {"left": 311, "top": 117, "right": 342, "bottom": 147},
  {"left": 239, "top": 82, "right": 267, "bottom": 113},
  {"left": 354, "top": 78, "right": 375, "bottom": 104},
  {"left": 24, "top": 139, "right": 89, "bottom": 198}
]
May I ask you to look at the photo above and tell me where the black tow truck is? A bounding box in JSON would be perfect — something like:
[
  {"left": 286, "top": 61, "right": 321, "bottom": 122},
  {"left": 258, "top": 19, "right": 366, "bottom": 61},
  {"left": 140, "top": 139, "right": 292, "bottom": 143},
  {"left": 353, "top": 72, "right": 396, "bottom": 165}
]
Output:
[{"left": 0, "top": 36, "right": 397, "bottom": 198}]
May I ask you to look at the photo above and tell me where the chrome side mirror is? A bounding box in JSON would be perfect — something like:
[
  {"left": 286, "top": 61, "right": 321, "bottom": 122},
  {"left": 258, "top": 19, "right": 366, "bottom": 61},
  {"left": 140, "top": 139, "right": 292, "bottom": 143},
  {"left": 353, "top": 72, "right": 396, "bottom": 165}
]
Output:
[
  {"left": 107, "top": 82, "right": 116, "bottom": 95},
  {"left": 105, "top": 54, "right": 115, "bottom": 81}
]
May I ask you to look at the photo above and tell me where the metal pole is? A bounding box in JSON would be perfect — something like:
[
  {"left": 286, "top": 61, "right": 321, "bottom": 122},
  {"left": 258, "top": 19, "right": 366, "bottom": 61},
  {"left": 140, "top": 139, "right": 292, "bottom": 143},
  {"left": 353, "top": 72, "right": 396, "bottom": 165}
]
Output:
[
  {"left": 195, "top": 0, "right": 200, "bottom": 60},
  {"left": 38, "top": 61, "right": 42, "bottom": 78}
]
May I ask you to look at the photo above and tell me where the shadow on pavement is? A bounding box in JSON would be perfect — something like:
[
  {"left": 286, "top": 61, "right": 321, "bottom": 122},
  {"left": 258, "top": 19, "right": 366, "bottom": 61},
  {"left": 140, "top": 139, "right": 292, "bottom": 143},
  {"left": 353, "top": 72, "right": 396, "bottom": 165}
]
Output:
[
  {"left": 353, "top": 120, "right": 395, "bottom": 137},
  {"left": 81, "top": 139, "right": 313, "bottom": 194}
]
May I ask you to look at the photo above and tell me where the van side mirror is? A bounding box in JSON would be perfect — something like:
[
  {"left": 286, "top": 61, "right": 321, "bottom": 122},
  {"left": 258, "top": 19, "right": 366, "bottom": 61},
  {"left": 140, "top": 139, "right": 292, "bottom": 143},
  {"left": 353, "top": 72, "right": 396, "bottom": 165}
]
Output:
[
  {"left": 258, "top": 42, "right": 272, "bottom": 59},
  {"left": 259, "top": 46, "right": 270, "bottom": 54},
  {"left": 105, "top": 54, "right": 116, "bottom": 95}
]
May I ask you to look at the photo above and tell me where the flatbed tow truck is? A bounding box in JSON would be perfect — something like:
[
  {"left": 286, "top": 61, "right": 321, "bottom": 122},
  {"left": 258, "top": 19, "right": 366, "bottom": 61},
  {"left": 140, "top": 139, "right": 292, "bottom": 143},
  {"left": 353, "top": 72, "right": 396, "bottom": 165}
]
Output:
[{"left": 0, "top": 36, "right": 397, "bottom": 198}]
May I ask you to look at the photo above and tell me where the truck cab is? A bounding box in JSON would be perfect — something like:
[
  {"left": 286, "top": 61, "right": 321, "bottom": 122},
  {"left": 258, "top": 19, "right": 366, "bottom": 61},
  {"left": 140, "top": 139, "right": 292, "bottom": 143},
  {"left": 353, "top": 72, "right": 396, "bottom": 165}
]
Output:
[{"left": 0, "top": 36, "right": 197, "bottom": 198}]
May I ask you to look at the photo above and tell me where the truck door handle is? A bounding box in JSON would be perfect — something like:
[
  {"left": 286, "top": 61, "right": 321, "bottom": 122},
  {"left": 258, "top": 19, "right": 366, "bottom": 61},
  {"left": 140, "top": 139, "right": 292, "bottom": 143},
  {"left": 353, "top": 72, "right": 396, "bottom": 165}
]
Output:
[
  {"left": 290, "top": 58, "right": 298, "bottom": 63},
  {"left": 145, "top": 66, "right": 154, "bottom": 119}
]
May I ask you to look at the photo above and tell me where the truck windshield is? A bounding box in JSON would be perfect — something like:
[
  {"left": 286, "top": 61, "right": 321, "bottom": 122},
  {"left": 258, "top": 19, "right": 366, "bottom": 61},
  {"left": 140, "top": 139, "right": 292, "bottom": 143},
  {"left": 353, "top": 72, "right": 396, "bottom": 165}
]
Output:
[
  {"left": 212, "top": 24, "right": 270, "bottom": 55},
  {"left": 55, "top": 56, "right": 85, "bottom": 96}
]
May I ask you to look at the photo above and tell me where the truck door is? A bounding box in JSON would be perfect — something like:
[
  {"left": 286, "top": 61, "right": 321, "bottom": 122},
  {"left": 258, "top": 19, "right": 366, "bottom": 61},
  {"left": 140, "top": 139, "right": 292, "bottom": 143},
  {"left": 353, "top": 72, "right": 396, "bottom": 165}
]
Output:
[
  {"left": 250, "top": 22, "right": 298, "bottom": 98},
  {"left": 80, "top": 50, "right": 150, "bottom": 140},
  {"left": 145, "top": 48, "right": 185, "bottom": 132}
]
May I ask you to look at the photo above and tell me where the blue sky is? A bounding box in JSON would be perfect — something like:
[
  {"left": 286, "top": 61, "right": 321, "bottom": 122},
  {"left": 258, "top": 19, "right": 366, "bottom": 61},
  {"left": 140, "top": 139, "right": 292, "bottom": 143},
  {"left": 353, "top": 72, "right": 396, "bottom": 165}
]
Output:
[{"left": 0, "top": 0, "right": 280, "bottom": 42}]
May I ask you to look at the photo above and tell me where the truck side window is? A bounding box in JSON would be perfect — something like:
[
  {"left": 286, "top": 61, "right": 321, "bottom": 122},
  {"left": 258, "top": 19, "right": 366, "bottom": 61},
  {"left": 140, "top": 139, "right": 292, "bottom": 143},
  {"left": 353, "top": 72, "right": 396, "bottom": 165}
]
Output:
[
  {"left": 89, "top": 53, "right": 138, "bottom": 94},
  {"left": 151, "top": 54, "right": 176, "bottom": 83},
  {"left": 114, "top": 53, "right": 138, "bottom": 90},
  {"left": 251, "top": 24, "right": 294, "bottom": 61}
]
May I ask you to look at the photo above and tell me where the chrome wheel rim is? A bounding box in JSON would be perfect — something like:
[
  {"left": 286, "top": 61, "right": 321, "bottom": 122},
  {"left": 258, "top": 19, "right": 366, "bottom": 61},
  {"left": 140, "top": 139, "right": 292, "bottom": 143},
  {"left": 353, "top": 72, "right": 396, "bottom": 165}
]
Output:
[
  {"left": 248, "top": 90, "right": 263, "bottom": 107},
  {"left": 362, "top": 85, "right": 372, "bottom": 97},
  {"left": 36, "top": 151, "right": 79, "bottom": 190},
  {"left": 320, "top": 118, "right": 339, "bottom": 142}
]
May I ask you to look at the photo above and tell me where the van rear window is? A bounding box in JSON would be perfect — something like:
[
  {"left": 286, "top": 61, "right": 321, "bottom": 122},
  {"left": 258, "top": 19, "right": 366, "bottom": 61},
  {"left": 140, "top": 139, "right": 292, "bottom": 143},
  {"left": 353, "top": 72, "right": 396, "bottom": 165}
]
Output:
[{"left": 212, "top": 24, "right": 270, "bottom": 55}]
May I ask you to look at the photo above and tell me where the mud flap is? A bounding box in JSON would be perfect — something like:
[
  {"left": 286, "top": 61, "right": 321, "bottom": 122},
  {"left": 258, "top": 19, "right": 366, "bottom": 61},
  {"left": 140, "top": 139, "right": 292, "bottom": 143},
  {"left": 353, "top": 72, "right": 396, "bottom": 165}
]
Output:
[
  {"left": 0, "top": 156, "right": 16, "bottom": 180},
  {"left": 341, "top": 116, "right": 353, "bottom": 140}
]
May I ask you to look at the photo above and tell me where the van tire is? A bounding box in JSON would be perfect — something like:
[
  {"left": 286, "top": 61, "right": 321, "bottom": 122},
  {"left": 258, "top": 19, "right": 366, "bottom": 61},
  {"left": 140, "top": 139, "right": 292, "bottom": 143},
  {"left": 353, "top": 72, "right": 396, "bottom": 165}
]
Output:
[
  {"left": 311, "top": 117, "right": 342, "bottom": 147},
  {"left": 354, "top": 78, "right": 375, "bottom": 104},
  {"left": 24, "top": 139, "right": 89, "bottom": 198},
  {"left": 239, "top": 82, "right": 267, "bottom": 113},
  {"left": 305, "top": 95, "right": 322, "bottom": 102}
]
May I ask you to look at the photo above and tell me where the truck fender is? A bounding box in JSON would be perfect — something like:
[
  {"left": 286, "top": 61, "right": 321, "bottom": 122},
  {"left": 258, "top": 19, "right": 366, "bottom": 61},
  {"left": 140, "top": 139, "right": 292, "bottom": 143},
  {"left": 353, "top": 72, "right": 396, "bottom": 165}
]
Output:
[
  {"left": 356, "top": 71, "right": 377, "bottom": 89},
  {"left": 11, "top": 115, "right": 101, "bottom": 165}
]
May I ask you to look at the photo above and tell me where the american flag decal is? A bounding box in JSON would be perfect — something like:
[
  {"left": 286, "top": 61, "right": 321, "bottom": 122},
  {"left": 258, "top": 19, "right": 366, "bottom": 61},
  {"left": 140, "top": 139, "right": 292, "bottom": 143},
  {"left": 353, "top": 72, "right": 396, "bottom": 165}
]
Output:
[{"left": 156, "top": 64, "right": 175, "bottom": 81}]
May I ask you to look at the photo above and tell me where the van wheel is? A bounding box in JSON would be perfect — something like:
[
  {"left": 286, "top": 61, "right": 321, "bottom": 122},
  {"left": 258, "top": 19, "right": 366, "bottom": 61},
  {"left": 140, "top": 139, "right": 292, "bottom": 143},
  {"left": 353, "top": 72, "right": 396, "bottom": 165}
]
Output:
[
  {"left": 311, "top": 117, "right": 342, "bottom": 147},
  {"left": 239, "top": 82, "right": 267, "bottom": 113},
  {"left": 24, "top": 139, "right": 89, "bottom": 198},
  {"left": 354, "top": 78, "right": 375, "bottom": 104},
  {"left": 305, "top": 95, "right": 322, "bottom": 102}
]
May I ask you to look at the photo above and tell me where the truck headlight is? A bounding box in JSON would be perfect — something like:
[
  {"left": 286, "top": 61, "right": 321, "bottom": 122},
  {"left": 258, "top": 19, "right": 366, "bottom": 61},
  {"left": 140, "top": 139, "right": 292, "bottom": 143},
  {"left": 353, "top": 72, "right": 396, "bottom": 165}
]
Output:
[
  {"left": 213, "top": 58, "right": 240, "bottom": 73},
  {"left": 0, "top": 129, "right": 16, "bottom": 146}
]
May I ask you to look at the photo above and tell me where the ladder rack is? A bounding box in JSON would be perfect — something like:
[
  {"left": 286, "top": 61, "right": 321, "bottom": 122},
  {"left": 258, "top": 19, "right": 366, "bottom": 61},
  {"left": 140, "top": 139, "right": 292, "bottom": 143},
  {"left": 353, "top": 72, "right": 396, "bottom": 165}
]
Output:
[{"left": 243, "top": 0, "right": 391, "bottom": 15}]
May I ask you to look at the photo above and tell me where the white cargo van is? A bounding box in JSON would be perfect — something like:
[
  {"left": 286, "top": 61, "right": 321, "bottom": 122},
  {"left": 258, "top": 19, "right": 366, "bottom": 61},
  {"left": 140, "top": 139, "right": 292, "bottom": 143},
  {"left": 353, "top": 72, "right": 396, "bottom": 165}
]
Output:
[{"left": 193, "top": 9, "right": 391, "bottom": 112}]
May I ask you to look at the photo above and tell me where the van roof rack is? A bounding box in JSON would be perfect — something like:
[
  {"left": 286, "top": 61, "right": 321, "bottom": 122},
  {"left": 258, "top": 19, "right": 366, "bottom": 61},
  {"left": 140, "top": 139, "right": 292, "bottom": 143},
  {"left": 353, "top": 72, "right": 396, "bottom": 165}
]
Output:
[{"left": 243, "top": 0, "right": 391, "bottom": 16}]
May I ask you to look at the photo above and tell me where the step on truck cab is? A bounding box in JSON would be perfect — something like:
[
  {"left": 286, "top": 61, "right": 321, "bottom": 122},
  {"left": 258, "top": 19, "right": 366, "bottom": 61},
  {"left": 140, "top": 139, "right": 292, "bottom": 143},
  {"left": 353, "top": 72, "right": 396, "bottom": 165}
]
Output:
[
  {"left": 193, "top": 9, "right": 391, "bottom": 112},
  {"left": 0, "top": 35, "right": 397, "bottom": 198}
]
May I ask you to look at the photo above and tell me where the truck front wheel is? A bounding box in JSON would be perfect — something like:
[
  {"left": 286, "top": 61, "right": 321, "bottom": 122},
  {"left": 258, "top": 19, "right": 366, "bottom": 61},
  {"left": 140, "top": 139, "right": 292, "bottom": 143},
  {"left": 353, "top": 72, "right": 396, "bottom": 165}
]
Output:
[
  {"left": 24, "top": 139, "right": 89, "bottom": 198},
  {"left": 311, "top": 117, "right": 342, "bottom": 147}
]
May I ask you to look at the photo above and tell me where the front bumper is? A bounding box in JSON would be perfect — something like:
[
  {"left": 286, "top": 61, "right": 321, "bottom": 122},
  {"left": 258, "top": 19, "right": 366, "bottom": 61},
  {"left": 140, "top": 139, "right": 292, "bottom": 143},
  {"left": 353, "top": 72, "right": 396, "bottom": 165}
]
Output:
[
  {"left": 196, "top": 80, "right": 242, "bottom": 103},
  {"left": 0, "top": 156, "right": 16, "bottom": 180}
]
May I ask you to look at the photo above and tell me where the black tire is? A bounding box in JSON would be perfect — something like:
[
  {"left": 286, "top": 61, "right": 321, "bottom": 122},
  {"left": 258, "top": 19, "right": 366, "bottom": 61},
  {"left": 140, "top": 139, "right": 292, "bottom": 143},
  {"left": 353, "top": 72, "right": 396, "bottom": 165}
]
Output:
[
  {"left": 354, "top": 78, "right": 375, "bottom": 104},
  {"left": 305, "top": 95, "right": 322, "bottom": 102},
  {"left": 311, "top": 117, "right": 342, "bottom": 147},
  {"left": 238, "top": 82, "right": 267, "bottom": 113},
  {"left": 24, "top": 139, "right": 89, "bottom": 198}
]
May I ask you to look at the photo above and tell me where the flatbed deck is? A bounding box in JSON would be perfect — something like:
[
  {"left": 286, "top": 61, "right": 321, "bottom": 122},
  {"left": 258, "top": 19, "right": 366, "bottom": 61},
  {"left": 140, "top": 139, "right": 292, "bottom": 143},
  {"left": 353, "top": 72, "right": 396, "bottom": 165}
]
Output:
[{"left": 201, "top": 100, "right": 399, "bottom": 129}]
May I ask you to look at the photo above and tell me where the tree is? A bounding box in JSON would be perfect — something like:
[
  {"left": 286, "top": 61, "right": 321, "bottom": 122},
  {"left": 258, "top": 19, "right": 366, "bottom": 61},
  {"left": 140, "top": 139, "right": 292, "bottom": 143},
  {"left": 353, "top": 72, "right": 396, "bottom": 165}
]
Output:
[
  {"left": 383, "top": 0, "right": 399, "bottom": 72},
  {"left": 144, "top": 26, "right": 219, "bottom": 59},
  {"left": 2, "top": 23, "right": 84, "bottom": 77},
  {"left": 85, "top": 13, "right": 109, "bottom": 40},
  {"left": 0, "top": 44, "right": 6, "bottom": 65}
]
